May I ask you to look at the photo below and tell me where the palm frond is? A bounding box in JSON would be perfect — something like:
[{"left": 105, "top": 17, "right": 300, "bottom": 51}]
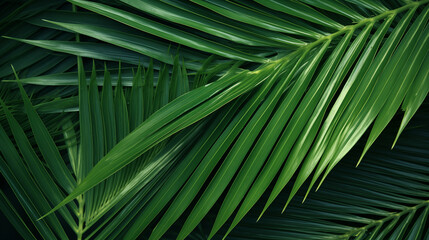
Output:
[
  {"left": 1, "top": 59, "right": 199, "bottom": 239},
  {"left": 1, "top": 0, "right": 428, "bottom": 239},
  {"left": 213, "top": 105, "right": 429, "bottom": 240}
]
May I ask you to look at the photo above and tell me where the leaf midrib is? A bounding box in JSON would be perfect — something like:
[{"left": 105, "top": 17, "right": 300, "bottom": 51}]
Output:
[
  {"left": 269, "top": 0, "right": 429, "bottom": 66},
  {"left": 340, "top": 199, "right": 429, "bottom": 238}
]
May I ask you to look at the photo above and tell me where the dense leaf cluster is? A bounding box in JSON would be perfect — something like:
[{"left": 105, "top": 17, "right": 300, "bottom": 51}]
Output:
[{"left": 0, "top": 0, "right": 428, "bottom": 239}]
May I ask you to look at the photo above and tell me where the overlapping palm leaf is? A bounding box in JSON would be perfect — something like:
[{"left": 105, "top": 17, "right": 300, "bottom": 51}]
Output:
[
  {"left": 1, "top": 58, "right": 204, "bottom": 239},
  {"left": 1, "top": 0, "right": 429, "bottom": 239},
  {"left": 204, "top": 106, "right": 429, "bottom": 239}
]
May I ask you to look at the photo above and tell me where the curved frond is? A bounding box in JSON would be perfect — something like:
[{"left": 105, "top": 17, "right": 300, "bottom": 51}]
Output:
[
  {"left": 211, "top": 105, "right": 429, "bottom": 240},
  {"left": 1, "top": 0, "right": 428, "bottom": 239}
]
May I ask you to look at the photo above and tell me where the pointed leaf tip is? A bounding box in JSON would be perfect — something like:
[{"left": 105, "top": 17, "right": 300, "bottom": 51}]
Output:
[
  {"left": 256, "top": 213, "right": 263, "bottom": 222},
  {"left": 356, "top": 154, "right": 364, "bottom": 167}
]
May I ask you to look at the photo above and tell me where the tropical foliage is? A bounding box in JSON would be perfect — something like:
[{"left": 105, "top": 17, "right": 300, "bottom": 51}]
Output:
[
  {"left": 214, "top": 107, "right": 429, "bottom": 240},
  {"left": 0, "top": 0, "right": 428, "bottom": 239}
]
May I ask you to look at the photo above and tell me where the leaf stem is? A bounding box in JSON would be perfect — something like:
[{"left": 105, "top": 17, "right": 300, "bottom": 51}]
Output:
[
  {"left": 343, "top": 200, "right": 429, "bottom": 238},
  {"left": 72, "top": 3, "right": 84, "bottom": 240},
  {"left": 270, "top": 0, "right": 428, "bottom": 65},
  {"left": 77, "top": 196, "right": 85, "bottom": 240}
]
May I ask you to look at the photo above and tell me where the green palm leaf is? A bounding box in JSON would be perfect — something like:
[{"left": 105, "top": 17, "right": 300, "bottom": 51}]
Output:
[
  {"left": 211, "top": 106, "right": 429, "bottom": 239},
  {"left": 1, "top": 0, "right": 428, "bottom": 239}
]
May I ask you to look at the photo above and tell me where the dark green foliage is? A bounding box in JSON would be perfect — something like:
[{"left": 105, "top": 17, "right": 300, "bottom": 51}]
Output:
[{"left": 0, "top": 0, "right": 428, "bottom": 239}]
